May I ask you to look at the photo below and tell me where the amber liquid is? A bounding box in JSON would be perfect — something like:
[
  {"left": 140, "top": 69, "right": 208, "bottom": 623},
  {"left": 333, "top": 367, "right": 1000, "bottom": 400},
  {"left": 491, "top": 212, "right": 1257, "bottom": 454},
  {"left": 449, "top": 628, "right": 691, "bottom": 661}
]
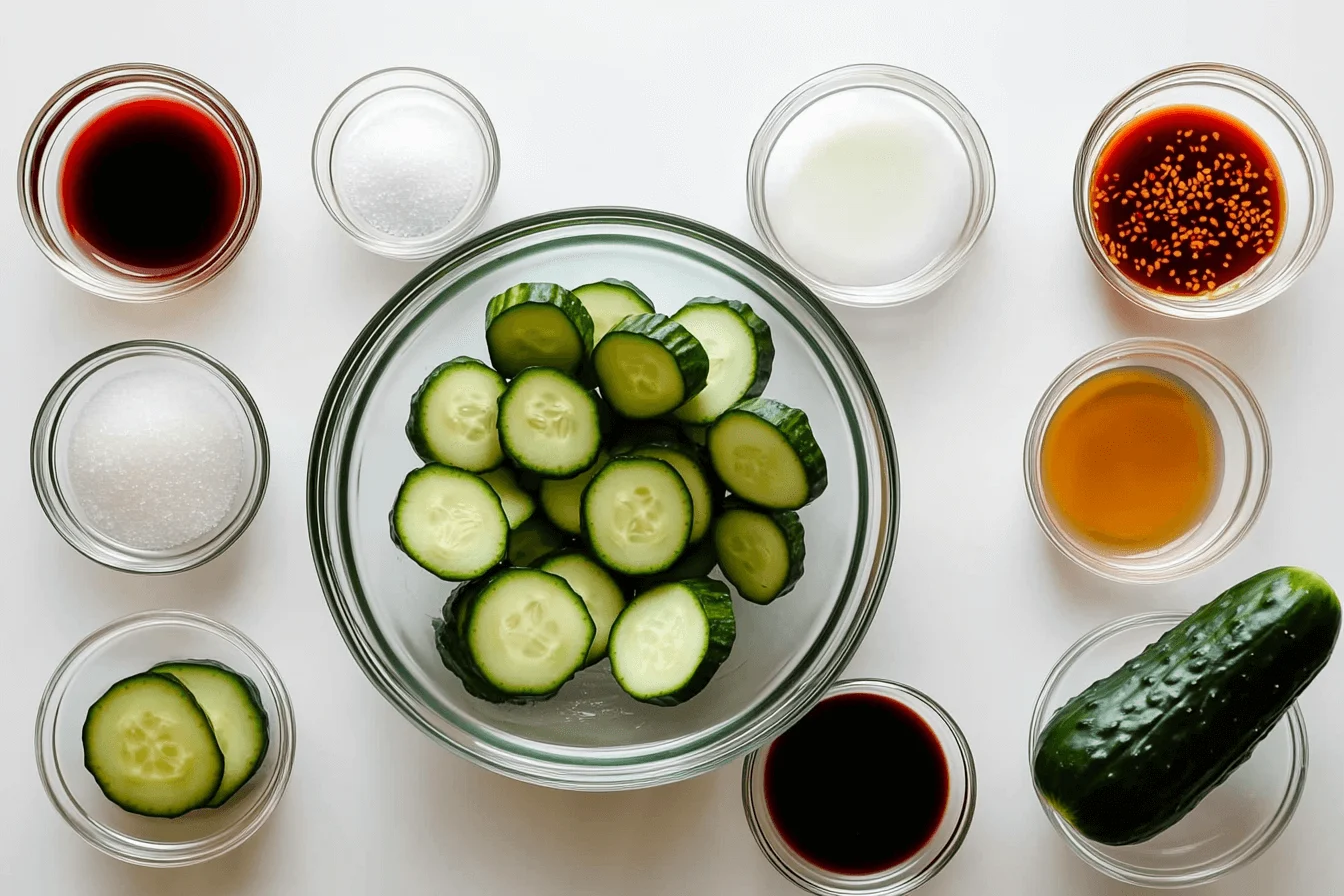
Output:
[{"left": 1041, "top": 367, "right": 1221, "bottom": 552}]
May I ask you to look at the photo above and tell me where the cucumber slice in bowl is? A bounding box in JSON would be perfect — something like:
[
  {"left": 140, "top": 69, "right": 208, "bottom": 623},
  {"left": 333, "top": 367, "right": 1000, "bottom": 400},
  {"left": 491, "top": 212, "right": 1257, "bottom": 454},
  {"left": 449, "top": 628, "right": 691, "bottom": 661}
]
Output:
[
  {"left": 539, "top": 450, "right": 609, "bottom": 535},
  {"left": 629, "top": 538, "right": 719, "bottom": 594},
  {"left": 82, "top": 673, "right": 225, "bottom": 818},
  {"left": 572, "top": 279, "right": 656, "bottom": 343},
  {"left": 486, "top": 282, "right": 594, "bottom": 378},
  {"left": 498, "top": 368, "right": 604, "bottom": 478},
  {"left": 540, "top": 551, "right": 627, "bottom": 664},
  {"left": 627, "top": 441, "right": 719, "bottom": 544},
  {"left": 479, "top": 466, "right": 536, "bottom": 529},
  {"left": 506, "top": 516, "right": 571, "bottom": 567},
  {"left": 391, "top": 465, "right": 509, "bottom": 580},
  {"left": 436, "top": 574, "right": 524, "bottom": 705},
  {"left": 149, "top": 661, "right": 270, "bottom": 807},
  {"left": 608, "top": 578, "right": 736, "bottom": 706},
  {"left": 582, "top": 456, "right": 692, "bottom": 575},
  {"left": 708, "top": 398, "right": 827, "bottom": 510},
  {"left": 714, "top": 500, "right": 805, "bottom": 604},
  {"left": 406, "top": 357, "right": 505, "bottom": 471},
  {"left": 672, "top": 298, "right": 774, "bottom": 425},
  {"left": 593, "top": 313, "right": 708, "bottom": 419}
]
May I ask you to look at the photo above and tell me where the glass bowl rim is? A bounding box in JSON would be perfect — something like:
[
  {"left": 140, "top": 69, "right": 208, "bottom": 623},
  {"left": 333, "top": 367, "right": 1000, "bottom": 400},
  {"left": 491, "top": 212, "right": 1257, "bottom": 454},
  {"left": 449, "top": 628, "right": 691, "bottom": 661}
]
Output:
[
  {"left": 1028, "top": 610, "right": 1308, "bottom": 888},
  {"left": 34, "top": 609, "right": 297, "bottom": 867}
]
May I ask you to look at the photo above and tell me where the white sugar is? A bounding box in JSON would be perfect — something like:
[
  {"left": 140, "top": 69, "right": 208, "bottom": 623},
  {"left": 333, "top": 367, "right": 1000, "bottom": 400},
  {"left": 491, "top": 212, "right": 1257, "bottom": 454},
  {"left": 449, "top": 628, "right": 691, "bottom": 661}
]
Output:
[
  {"left": 332, "top": 88, "right": 484, "bottom": 240},
  {"left": 67, "top": 369, "right": 246, "bottom": 551}
]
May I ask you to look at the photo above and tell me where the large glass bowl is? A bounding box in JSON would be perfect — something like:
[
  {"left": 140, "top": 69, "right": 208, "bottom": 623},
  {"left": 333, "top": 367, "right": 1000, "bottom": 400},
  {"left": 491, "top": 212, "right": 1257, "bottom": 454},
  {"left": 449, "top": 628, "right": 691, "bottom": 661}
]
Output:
[{"left": 307, "top": 207, "right": 897, "bottom": 790}]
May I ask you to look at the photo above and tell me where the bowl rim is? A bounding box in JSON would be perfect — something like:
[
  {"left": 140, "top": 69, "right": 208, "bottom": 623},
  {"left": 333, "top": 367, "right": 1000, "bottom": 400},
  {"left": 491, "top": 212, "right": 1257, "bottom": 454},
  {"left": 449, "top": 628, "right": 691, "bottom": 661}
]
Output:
[{"left": 306, "top": 205, "right": 899, "bottom": 790}]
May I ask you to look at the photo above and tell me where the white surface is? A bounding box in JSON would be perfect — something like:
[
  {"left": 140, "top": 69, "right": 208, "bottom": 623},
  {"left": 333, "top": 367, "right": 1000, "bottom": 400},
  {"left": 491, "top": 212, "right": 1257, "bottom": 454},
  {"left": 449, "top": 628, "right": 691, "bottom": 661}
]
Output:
[{"left": 1, "top": 1, "right": 1341, "bottom": 894}]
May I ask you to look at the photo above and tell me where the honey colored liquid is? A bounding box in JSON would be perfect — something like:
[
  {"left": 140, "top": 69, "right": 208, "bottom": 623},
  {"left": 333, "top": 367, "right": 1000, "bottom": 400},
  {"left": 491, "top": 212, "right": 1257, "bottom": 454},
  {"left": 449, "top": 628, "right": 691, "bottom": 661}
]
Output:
[{"left": 1041, "top": 367, "right": 1221, "bottom": 552}]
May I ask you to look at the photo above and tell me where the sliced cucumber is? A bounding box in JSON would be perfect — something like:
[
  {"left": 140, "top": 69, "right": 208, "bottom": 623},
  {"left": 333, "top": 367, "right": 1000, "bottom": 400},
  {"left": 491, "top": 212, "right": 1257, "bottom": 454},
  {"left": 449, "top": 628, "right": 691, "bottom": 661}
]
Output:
[
  {"left": 608, "top": 578, "right": 736, "bottom": 705},
  {"left": 707, "top": 398, "right": 827, "bottom": 510},
  {"left": 497, "top": 367, "right": 604, "bottom": 478},
  {"left": 465, "top": 568, "right": 595, "bottom": 697},
  {"left": 540, "top": 551, "right": 627, "bottom": 664},
  {"left": 479, "top": 466, "right": 536, "bottom": 529},
  {"left": 149, "top": 661, "right": 269, "bottom": 807},
  {"left": 435, "top": 574, "right": 522, "bottom": 705},
  {"left": 82, "top": 673, "right": 225, "bottom": 818},
  {"left": 611, "top": 420, "right": 684, "bottom": 454},
  {"left": 506, "top": 516, "right": 571, "bottom": 567},
  {"left": 628, "top": 441, "right": 719, "bottom": 544},
  {"left": 486, "top": 283, "right": 593, "bottom": 378},
  {"left": 539, "top": 450, "right": 609, "bottom": 535},
  {"left": 582, "top": 456, "right": 693, "bottom": 575},
  {"left": 629, "top": 537, "right": 719, "bottom": 593},
  {"left": 391, "top": 465, "right": 509, "bottom": 580},
  {"left": 672, "top": 298, "right": 774, "bottom": 424},
  {"left": 406, "top": 357, "right": 505, "bottom": 471},
  {"left": 593, "top": 313, "right": 709, "bottom": 419},
  {"left": 572, "top": 279, "right": 656, "bottom": 344},
  {"left": 714, "top": 501, "right": 805, "bottom": 604}
]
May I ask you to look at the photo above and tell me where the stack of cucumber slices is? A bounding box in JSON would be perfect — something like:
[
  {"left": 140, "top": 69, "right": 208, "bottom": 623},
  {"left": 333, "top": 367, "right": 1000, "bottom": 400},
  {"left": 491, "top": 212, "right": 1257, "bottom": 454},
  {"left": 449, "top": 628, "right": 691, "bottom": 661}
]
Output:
[
  {"left": 394, "top": 280, "right": 828, "bottom": 707},
  {"left": 82, "top": 661, "right": 269, "bottom": 817}
]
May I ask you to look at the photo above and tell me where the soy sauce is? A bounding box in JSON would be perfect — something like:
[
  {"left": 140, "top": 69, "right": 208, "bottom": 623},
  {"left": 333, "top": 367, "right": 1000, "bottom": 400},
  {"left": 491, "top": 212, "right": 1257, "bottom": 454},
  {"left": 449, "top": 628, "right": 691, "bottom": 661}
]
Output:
[
  {"left": 59, "top": 98, "right": 243, "bottom": 273},
  {"left": 764, "top": 692, "right": 949, "bottom": 875}
]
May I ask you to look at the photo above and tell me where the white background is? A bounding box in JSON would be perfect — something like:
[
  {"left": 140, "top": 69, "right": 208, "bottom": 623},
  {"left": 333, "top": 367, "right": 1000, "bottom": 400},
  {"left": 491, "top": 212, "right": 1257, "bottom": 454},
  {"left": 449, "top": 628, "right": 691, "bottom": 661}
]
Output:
[{"left": 2, "top": 1, "right": 1341, "bottom": 893}]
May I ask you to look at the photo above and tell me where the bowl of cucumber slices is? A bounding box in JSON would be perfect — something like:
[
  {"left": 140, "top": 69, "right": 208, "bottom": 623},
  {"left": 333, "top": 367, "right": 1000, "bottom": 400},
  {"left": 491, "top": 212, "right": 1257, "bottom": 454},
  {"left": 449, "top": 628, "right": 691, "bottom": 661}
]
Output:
[{"left": 308, "top": 207, "right": 897, "bottom": 790}]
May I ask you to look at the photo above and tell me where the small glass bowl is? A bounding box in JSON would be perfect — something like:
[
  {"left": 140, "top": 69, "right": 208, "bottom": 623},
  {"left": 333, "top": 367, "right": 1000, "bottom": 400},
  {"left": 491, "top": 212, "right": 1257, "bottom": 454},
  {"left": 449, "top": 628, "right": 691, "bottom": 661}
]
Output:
[
  {"left": 1024, "top": 337, "right": 1269, "bottom": 583},
  {"left": 747, "top": 64, "right": 995, "bottom": 307},
  {"left": 36, "top": 610, "right": 296, "bottom": 867},
  {"left": 18, "top": 63, "right": 262, "bottom": 302},
  {"left": 32, "top": 340, "right": 269, "bottom": 574},
  {"left": 1030, "top": 612, "right": 1307, "bottom": 888},
  {"left": 1074, "top": 62, "right": 1332, "bottom": 319},
  {"left": 312, "top": 67, "right": 501, "bottom": 260},
  {"left": 741, "top": 679, "right": 976, "bottom": 895}
]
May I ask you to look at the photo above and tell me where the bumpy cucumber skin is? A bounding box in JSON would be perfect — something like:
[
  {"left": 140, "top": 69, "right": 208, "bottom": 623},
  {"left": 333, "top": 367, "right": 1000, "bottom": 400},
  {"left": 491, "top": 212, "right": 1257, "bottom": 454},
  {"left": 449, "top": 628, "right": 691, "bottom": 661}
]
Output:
[
  {"left": 435, "top": 573, "right": 535, "bottom": 705},
  {"left": 405, "top": 356, "right": 504, "bottom": 470},
  {"left": 1033, "top": 567, "right": 1341, "bottom": 846},
  {"left": 709, "top": 398, "right": 828, "bottom": 509},
  {"left": 485, "top": 283, "right": 594, "bottom": 378},
  {"left": 672, "top": 297, "right": 776, "bottom": 424},
  {"left": 612, "top": 578, "right": 737, "bottom": 706},
  {"left": 714, "top": 497, "right": 805, "bottom": 604},
  {"left": 594, "top": 313, "right": 710, "bottom": 418}
]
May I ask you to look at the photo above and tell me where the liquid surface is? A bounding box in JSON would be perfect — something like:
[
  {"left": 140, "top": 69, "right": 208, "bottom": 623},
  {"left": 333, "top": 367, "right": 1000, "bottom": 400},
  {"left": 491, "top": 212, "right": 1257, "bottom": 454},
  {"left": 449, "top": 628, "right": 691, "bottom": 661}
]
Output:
[
  {"left": 1042, "top": 367, "right": 1221, "bottom": 552},
  {"left": 1090, "top": 105, "right": 1283, "bottom": 296},
  {"left": 60, "top": 98, "right": 243, "bottom": 273},
  {"left": 764, "top": 692, "right": 949, "bottom": 875}
]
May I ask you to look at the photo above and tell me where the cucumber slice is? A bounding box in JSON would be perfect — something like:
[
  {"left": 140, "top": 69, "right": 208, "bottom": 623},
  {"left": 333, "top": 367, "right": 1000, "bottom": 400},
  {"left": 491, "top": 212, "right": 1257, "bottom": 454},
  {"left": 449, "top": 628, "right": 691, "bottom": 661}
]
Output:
[
  {"left": 539, "top": 450, "right": 609, "bottom": 535},
  {"left": 608, "top": 578, "right": 736, "bottom": 705},
  {"left": 582, "top": 456, "right": 692, "bottom": 575},
  {"left": 629, "top": 537, "right": 719, "bottom": 593},
  {"left": 149, "top": 661, "right": 270, "bottom": 807},
  {"left": 572, "top": 279, "right": 656, "bottom": 343},
  {"left": 628, "top": 441, "right": 719, "bottom": 543},
  {"left": 707, "top": 398, "right": 828, "bottom": 510},
  {"left": 672, "top": 298, "right": 775, "bottom": 425},
  {"left": 713, "top": 501, "right": 805, "bottom": 604},
  {"left": 436, "top": 574, "right": 525, "bottom": 705},
  {"left": 479, "top": 466, "right": 536, "bottom": 529},
  {"left": 506, "top": 516, "right": 571, "bottom": 567},
  {"left": 391, "top": 465, "right": 509, "bottom": 580},
  {"left": 466, "top": 568, "right": 595, "bottom": 697},
  {"left": 82, "top": 673, "right": 225, "bottom": 818},
  {"left": 593, "top": 313, "right": 709, "bottom": 419},
  {"left": 406, "top": 357, "right": 505, "bottom": 471},
  {"left": 486, "top": 283, "right": 594, "bottom": 378},
  {"left": 498, "top": 368, "right": 604, "bottom": 478},
  {"left": 540, "top": 551, "right": 627, "bottom": 664}
]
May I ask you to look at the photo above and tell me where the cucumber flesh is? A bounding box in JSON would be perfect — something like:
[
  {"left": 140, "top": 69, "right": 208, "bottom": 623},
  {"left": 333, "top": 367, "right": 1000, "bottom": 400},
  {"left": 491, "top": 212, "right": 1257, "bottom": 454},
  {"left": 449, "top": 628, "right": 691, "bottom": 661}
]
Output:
[
  {"left": 498, "top": 368, "right": 604, "bottom": 478},
  {"left": 391, "top": 465, "right": 509, "bottom": 580},
  {"left": 672, "top": 298, "right": 774, "bottom": 425},
  {"left": 466, "top": 569, "right": 595, "bottom": 696},
  {"left": 572, "top": 279, "right": 656, "bottom": 343},
  {"left": 608, "top": 578, "right": 736, "bottom": 705},
  {"left": 479, "top": 467, "right": 536, "bottom": 529},
  {"left": 540, "top": 551, "right": 627, "bottom": 664},
  {"left": 406, "top": 357, "right": 505, "bottom": 471},
  {"left": 539, "top": 451, "right": 609, "bottom": 535},
  {"left": 436, "top": 576, "right": 522, "bottom": 705},
  {"left": 708, "top": 398, "right": 827, "bottom": 510},
  {"left": 714, "top": 503, "right": 805, "bottom": 604},
  {"left": 629, "top": 537, "right": 719, "bottom": 593},
  {"left": 486, "top": 283, "right": 593, "bottom": 378},
  {"left": 593, "top": 313, "right": 709, "bottom": 419},
  {"left": 628, "top": 442, "right": 718, "bottom": 543},
  {"left": 583, "top": 457, "right": 692, "bottom": 576}
]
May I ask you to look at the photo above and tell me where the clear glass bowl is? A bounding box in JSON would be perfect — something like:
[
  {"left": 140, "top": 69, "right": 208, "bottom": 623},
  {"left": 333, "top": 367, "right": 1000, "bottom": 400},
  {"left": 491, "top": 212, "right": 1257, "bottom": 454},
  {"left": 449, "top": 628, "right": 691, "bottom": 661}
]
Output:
[
  {"left": 741, "top": 679, "right": 976, "bottom": 895},
  {"left": 1074, "top": 62, "right": 1332, "bottom": 319},
  {"left": 1030, "top": 612, "right": 1307, "bottom": 888},
  {"left": 747, "top": 64, "right": 995, "bottom": 307},
  {"left": 1023, "top": 337, "right": 1270, "bottom": 583},
  {"left": 35, "top": 611, "right": 296, "bottom": 867},
  {"left": 31, "top": 340, "right": 270, "bottom": 574},
  {"left": 307, "top": 207, "right": 898, "bottom": 790},
  {"left": 18, "top": 63, "right": 262, "bottom": 302}
]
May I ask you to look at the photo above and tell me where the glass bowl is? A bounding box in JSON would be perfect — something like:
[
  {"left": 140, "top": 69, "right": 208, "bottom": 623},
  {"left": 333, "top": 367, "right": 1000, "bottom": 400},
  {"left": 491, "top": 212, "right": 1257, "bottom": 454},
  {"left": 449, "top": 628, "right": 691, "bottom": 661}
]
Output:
[
  {"left": 741, "top": 679, "right": 976, "bottom": 895},
  {"left": 1074, "top": 62, "right": 1332, "bottom": 319},
  {"left": 747, "top": 64, "right": 995, "bottom": 308},
  {"left": 18, "top": 63, "right": 262, "bottom": 302},
  {"left": 1024, "top": 337, "right": 1270, "bottom": 583},
  {"left": 312, "top": 67, "right": 500, "bottom": 260},
  {"left": 1030, "top": 612, "right": 1307, "bottom": 888},
  {"left": 35, "top": 610, "right": 296, "bottom": 867},
  {"left": 307, "top": 207, "right": 898, "bottom": 790},
  {"left": 31, "top": 340, "right": 270, "bottom": 574}
]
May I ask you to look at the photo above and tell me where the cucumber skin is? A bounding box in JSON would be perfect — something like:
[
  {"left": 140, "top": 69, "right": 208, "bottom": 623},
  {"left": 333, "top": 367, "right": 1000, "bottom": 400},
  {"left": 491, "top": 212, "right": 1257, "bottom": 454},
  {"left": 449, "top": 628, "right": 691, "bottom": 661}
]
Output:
[
  {"left": 435, "top": 573, "right": 536, "bottom": 705},
  {"left": 715, "top": 498, "right": 805, "bottom": 604},
  {"left": 710, "top": 398, "right": 828, "bottom": 509},
  {"left": 672, "top": 297, "right": 776, "bottom": 424},
  {"left": 595, "top": 313, "right": 710, "bottom": 417},
  {"left": 616, "top": 578, "right": 736, "bottom": 707},
  {"left": 627, "top": 439, "right": 724, "bottom": 544},
  {"left": 405, "top": 356, "right": 504, "bottom": 469},
  {"left": 1033, "top": 567, "right": 1341, "bottom": 846},
  {"left": 485, "top": 283, "right": 594, "bottom": 377},
  {"left": 497, "top": 369, "right": 607, "bottom": 478},
  {"left": 389, "top": 465, "right": 508, "bottom": 580}
]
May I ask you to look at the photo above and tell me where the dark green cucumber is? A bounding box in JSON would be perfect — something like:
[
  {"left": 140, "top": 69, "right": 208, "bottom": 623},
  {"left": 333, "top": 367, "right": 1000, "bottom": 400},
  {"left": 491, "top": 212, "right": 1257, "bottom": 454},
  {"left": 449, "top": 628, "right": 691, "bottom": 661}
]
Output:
[
  {"left": 485, "top": 283, "right": 594, "bottom": 378},
  {"left": 506, "top": 516, "right": 571, "bottom": 567},
  {"left": 1033, "top": 566, "right": 1341, "bottom": 846},
  {"left": 628, "top": 537, "right": 719, "bottom": 594},
  {"left": 608, "top": 577, "right": 736, "bottom": 705},
  {"left": 592, "top": 313, "right": 709, "bottom": 419},
  {"left": 435, "top": 575, "right": 525, "bottom": 705},
  {"left": 714, "top": 499, "right": 804, "bottom": 604},
  {"left": 707, "top": 398, "right": 827, "bottom": 510},
  {"left": 671, "top": 298, "right": 775, "bottom": 425}
]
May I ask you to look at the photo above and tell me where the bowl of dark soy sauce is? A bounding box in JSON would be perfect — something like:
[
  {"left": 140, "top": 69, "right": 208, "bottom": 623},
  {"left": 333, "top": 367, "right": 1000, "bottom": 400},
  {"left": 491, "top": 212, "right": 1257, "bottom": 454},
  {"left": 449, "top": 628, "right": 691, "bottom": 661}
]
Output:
[{"left": 741, "top": 679, "right": 976, "bottom": 895}]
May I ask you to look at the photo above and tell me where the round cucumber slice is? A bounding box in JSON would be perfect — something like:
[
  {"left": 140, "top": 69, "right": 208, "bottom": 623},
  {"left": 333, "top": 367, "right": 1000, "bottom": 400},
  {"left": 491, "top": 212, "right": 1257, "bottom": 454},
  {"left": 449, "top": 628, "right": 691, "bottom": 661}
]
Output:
[
  {"left": 498, "top": 368, "right": 604, "bottom": 478},
  {"left": 406, "top": 357, "right": 505, "bottom": 471},
  {"left": 539, "top": 450, "right": 609, "bottom": 535},
  {"left": 707, "top": 398, "right": 827, "bottom": 510},
  {"left": 714, "top": 502, "right": 805, "bottom": 603},
  {"left": 582, "top": 456, "right": 693, "bottom": 575},
  {"left": 593, "top": 313, "right": 708, "bottom": 419},
  {"left": 392, "top": 465, "right": 509, "bottom": 580},
  {"left": 485, "top": 283, "right": 593, "bottom": 378},
  {"left": 628, "top": 442, "right": 719, "bottom": 543},
  {"left": 608, "top": 578, "right": 736, "bottom": 706},
  {"left": 672, "top": 298, "right": 774, "bottom": 425},
  {"left": 466, "top": 569, "right": 595, "bottom": 696},
  {"left": 572, "top": 279, "right": 656, "bottom": 343},
  {"left": 540, "top": 551, "right": 627, "bottom": 664}
]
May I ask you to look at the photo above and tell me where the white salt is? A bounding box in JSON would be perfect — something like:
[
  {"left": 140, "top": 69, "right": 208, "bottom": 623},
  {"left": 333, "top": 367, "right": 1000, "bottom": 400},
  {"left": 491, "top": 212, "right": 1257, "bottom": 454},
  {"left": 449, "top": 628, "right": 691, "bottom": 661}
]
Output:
[
  {"left": 67, "top": 369, "right": 246, "bottom": 551},
  {"left": 332, "top": 88, "right": 484, "bottom": 240}
]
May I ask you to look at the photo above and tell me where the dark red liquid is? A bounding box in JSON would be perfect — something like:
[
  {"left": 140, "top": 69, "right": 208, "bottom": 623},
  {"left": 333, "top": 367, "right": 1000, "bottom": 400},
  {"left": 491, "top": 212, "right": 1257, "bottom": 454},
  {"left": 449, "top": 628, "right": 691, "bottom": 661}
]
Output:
[
  {"left": 764, "top": 692, "right": 950, "bottom": 876},
  {"left": 59, "top": 98, "right": 243, "bottom": 274}
]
